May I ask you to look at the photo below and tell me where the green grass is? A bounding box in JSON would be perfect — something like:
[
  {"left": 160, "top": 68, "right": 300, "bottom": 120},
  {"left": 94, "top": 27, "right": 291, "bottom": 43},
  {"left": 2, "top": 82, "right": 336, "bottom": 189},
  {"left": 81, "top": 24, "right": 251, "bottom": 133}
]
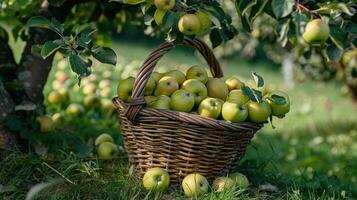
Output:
[{"left": 1, "top": 38, "right": 357, "bottom": 199}]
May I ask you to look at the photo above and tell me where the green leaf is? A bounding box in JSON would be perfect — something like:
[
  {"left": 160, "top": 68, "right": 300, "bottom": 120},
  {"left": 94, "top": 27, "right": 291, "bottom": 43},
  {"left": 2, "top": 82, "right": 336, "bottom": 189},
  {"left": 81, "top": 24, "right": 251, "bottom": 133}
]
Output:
[
  {"left": 50, "top": 18, "right": 64, "bottom": 34},
  {"left": 249, "top": 0, "right": 269, "bottom": 21},
  {"left": 276, "top": 18, "right": 290, "bottom": 46},
  {"left": 329, "top": 24, "right": 347, "bottom": 50},
  {"left": 48, "top": 0, "right": 66, "bottom": 7},
  {"left": 41, "top": 41, "right": 61, "bottom": 59},
  {"left": 269, "top": 94, "right": 287, "bottom": 106},
  {"left": 26, "top": 16, "right": 52, "bottom": 29},
  {"left": 271, "top": 0, "right": 295, "bottom": 18},
  {"left": 209, "top": 28, "right": 223, "bottom": 48},
  {"left": 123, "top": 0, "right": 146, "bottom": 5},
  {"left": 91, "top": 47, "right": 117, "bottom": 65},
  {"left": 252, "top": 72, "right": 264, "bottom": 87},
  {"left": 69, "top": 54, "right": 92, "bottom": 77},
  {"left": 163, "top": 12, "right": 179, "bottom": 30},
  {"left": 242, "top": 86, "right": 263, "bottom": 102},
  {"left": 326, "top": 44, "right": 342, "bottom": 62}
]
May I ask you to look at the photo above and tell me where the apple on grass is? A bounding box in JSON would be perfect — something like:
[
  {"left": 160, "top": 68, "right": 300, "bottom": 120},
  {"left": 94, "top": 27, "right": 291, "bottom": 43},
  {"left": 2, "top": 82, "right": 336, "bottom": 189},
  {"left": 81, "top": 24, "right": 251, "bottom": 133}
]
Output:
[
  {"left": 37, "top": 116, "right": 54, "bottom": 133},
  {"left": 57, "top": 87, "right": 69, "bottom": 102},
  {"left": 48, "top": 91, "right": 62, "bottom": 105},
  {"left": 247, "top": 101, "right": 271, "bottom": 123},
  {"left": 229, "top": 172, "right": 249, "bottom": 189},
  {"left": 222, "top": 100, "right": 248, "bottom": 123},
  {"left": 82, "top": 83, "right": 97, "bottom": 95},
  {"left": 117, "top": 77, "right": 135, "bottom": 102},
  {"left": 51, "top": 113, "right": 63, "bottom": 124},
  {"left": 164, "top": 70, "right": 186, "bottom": 85},
  {"left": 149, "top": 95, "right": 170, "bottom": 110},
  {"left": 66, "top": 103, "right": 85, "bottom": 117},
  {"left": 186, "top": 65, "right": 208, "bottom": 84},
  {"left": 83, "top": 94, "right": 98, "bottom": 108},
  {"left": 97, "top": 141, "right": 119, "bottom": 160},
  {"left": 143, "top": 167, "right": 170, "bottom": 192},
  {"left": 212, "top": 177, "right": 235, "bottom": 192},
  {"left": 101, "top": 99, "right": 115, "bottom": 112},
  {"left": 181, "top": 79, "right": 207, "bottom": 106},
  {"left": 182, "top": 173, "right": 209, "bottom": 197},
  {"left": 206, "top": 78, "right": 229, "bottom": 101},
  {"left": 178, "top": 14, "right": 201, "bottom": 35},
  {"left": 170, "top": 89, "right": 195, "bottom": 112},
  {"left": 100, "top": 87, "right": 112, "bottom": 98},
  {"left": 154, "top": 0, "right": 175, "bottom": 11},
  {"left": 198, "top": 97, "right": 223, "bottom": 119},
  {"left": 95, "top": 133, "right": 114, "bottom": 146},
  {"left": 154, "top": 76, "right": 179, "bottom": 96},
  {"left": 302, "top": 19, "right": 330, "bottom": 44}
]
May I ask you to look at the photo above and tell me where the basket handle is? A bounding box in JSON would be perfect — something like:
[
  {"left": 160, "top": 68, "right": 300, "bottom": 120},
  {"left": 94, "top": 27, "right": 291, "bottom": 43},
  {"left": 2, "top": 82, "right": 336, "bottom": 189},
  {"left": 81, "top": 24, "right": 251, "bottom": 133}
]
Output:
[{"left": 124, "top": 37, "right": 224, "bottom": 123}]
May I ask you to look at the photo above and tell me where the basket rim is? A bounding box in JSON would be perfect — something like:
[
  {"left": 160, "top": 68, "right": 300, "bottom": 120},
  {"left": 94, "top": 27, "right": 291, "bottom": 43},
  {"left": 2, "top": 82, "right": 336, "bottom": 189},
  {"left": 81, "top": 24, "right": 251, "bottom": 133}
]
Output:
[{"left": 113, "top": 97, "right": 263, "bottom": 133}]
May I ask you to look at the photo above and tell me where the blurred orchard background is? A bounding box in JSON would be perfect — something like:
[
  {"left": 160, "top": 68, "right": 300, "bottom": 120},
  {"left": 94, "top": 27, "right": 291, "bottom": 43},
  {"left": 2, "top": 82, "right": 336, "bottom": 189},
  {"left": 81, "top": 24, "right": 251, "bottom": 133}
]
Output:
[{"left": 1, "top": 0, "right": 357, "bottom": 199}]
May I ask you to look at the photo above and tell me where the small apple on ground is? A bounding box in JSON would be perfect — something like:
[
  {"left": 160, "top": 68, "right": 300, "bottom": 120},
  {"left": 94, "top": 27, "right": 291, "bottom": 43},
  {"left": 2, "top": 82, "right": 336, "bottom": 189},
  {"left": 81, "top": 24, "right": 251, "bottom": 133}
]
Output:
[
  {"left": 97, "top": 141, "right": 119, "bottom": 159},
  {"left": 198, "top": 97, "right": 223, "bottom": 119},
  {"left": 51, "top": 113, "right": 63, "bottom": 124},
  {"left": 154, "top": 76, "right": 179, "bottom": 96},
  {"left": 57, "top": 87, "right": 69, "bottom": 102},
  {"left": 101, "top": 99, "right": 115, "bottom": 113},
  {"left": 182, "top": 173, "right": 209, "bottom": 197},
  {"left": 95, "top": 133, "right": 114, "bottom": 146},
  {"left": 164, "top": 70, "right": 186, "bottom": 85},
  {"left": 206, "top": 78, "right": 229, "bottom": 100},
  {"left": 212, "top": 177, "right": 235, "bottom": 192},
  {"left": 302, "top": 19, "right": 330, "bottom": 44},
  {"left": 82, "top": 83, "right": 97, "bottom": 95},
  {"left": 247, "top": 101, "right": 271, "bottom": 123},
  {"left": 83, "top": 94, "right": 98, "bottom": 108},
  {"left": 178, "top": 14, "right": 201, "bottom": 35},
  {"left": 170, "top": 89, "right": 195, "bottom": 112},
  {"left": 100, "top": 87, "right": 112, "bottom": 98},
  {"left": 222, "top": 100, "right": 248, "bottom": 123},
  {"left": 181, "top": 79, "right": 207, "bottom": 106},
  {"left": 229, "top": 172, "right": 249, "bottom": 189},
  {"left": 117, "top": 77, "right": 135, "bottom": 102},
  {"left": 66, "top": 103, "right": 85, "bottom": 117},
  {"left": 99, "top": 79, "right": 111, "bottom": 89},
  {"left": 143, "top": 167, "right": 170, "bottom": 192},
  {"left": 186, "top": 65, "right": 208, "bottom": 84},
  {"left": 48, "top": 91, "right": 62, "bottom": 105},
  {"left": 154, "top": 0, "right": 175, "bottom": 11},
  {"left": 37, "top": 115, "right": 54, "bottom": 133}
]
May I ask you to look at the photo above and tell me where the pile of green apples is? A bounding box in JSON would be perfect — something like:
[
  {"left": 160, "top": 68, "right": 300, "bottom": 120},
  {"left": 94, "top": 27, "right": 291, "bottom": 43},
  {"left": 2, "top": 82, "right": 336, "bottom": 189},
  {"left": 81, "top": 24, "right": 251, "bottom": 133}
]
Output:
[
  {"left": 117, "top": 65, "right": 290, "bottom": 124},
  {"left": 142, "top": 167, "right": 250, "bottom": 197}
]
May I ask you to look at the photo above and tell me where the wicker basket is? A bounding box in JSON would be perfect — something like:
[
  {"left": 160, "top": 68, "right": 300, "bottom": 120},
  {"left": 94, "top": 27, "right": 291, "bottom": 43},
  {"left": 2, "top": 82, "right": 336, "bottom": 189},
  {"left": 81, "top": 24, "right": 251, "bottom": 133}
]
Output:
[{"left": 113, "top": 38, "right": 263, "bottom": 182}]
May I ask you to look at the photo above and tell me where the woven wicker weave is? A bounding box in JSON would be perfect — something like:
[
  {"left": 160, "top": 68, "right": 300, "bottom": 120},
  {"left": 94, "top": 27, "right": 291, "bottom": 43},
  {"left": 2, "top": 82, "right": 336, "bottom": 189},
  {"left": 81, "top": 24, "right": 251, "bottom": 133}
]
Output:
[{"left": 113, "top": 38, "right": 263, "bottom": 182}]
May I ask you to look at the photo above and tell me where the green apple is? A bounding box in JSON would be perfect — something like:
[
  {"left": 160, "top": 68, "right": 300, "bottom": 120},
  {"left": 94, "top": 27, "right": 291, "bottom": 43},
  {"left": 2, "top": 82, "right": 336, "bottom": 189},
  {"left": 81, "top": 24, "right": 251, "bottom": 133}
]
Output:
[
  {"left": 198, "top": 97, "right": 223, "bottom": 119},
  {"left": 222, "top": 100, "right": 248, "bottom": 123},
  {"left": 95, "top": 133, "right": 114, "bottom": 146},
  {"left": 149, "top": 95, "right": 171, "bottom": 110},
  {"left": 206, "top": 78, "right": 229, "bottom": 100},
  {"left": 57, "top": 59, "right": 68, "bottom": 70},
  {"left": 212, "top": 177, "right": 235, "bottom": 192},
  {"left": 99, "top": 79, "right": 111, "bottom": 89},
  {"left": 229, "top": 172, "right": 249, "bottom": 189},
  {"left": 101, "top": 99, "right": 115, "bottom": 112},
  {"left": 226, "top": 89, "right": 250, "bottom": 104},
  {"left": 82, "top": 83, "right": 97, "bottom": 95},
  {"left": 186, "top": 65, "right": 208, "bottom": 84},
  {"left": 225, "top": 77, "right": 244, "bottom": 91},
  {"left": 83, "top": 94, "right": 98, "bottom": 108},
  {"left": 302, "top": 19, "right": 330, "bottom": 44},
  {"left": 57, "top": 87, "right": 69, "bottom": 102},
  {"left": 51, "top": 113, "right": 63, "bottom": 124},
  {"left": 48, "top": 91, "right": 62, "bottom": 105},
  {"left": 266, "top": 90, "right": 290, "bottom": 117},
  {"left": 154, "top": 76, "right": 179, "bottom": 96},
  {"left": 178, "top": 14, "right": 201, "bottom": 35},
  {"left": 36, "top": 115, "right": 54, "bottom": 133},
  {"left": 97, "top": 141, "right": 119, "bottom": 160},
  {"left": 100, "top": 87, "right": 112, "bottom": 98},
  {"left": 164, "top": 70, "right": 186, "bottom": 85},
  {"left": 143, "top": 167, "right": 170, "bottom": 192},
  {"left": 169, "top": 89, "right": 195, "bottom": 112},
  {"left": 52, "top": 80, "right": 63, "bottom": 90},
  {"left": 144, "top": 96, "right": 157, "bottom": 105},
  {"left": 55, "top": 71, "right": 69, "bottom": 84},
  {"left": 182, "top": 173, "right": 209, "bottom": 197},
  {"left": 195, "top": 11, "right": 212, "bottom": 34},
  {"left": 151, "top": 72, "right": 163, "bottom": 83},
  {"left": 117, "top": 77, "right": 135, "bottom": 102},
  {"left": 342, "top": 49, "right": 357, "bottom": 67},
  {"left": 102, "top": 70, "right": 112, "bottom": 79},
  {"left": 154, "top": 9, "right": 166, "bottom": 25},
  {"left": 247, "top": 101, "right": 271, "bottom": 123},
  {"left": 145, "top": 76, "right": 157, "bottom": 95},
  {"left": 154, "top": 0, "right": 175, "bottom": 11},
  {"left": 181, "top": 79, "right": 207, "bottom": 105},
  {"left": 65, "top": 103, "right": 85, "bottom": 117}
]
